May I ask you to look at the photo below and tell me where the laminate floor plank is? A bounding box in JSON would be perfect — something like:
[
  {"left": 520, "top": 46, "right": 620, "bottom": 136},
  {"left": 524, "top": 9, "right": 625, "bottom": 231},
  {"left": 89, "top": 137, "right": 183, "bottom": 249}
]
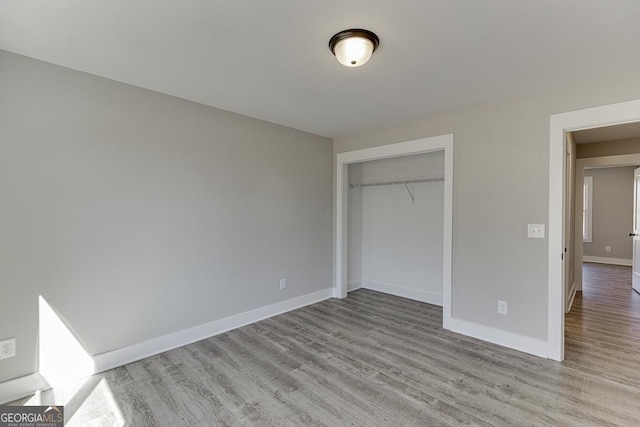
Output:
[
  {"left": 262, "top": 315, "right": 490, "bottom": 426},
  {"left": 282, "top": 306, "right": 582, "bottom": 426},
  {"left": 278, "top": 307, "right": 574, "bottom": 426},
  {"left": 6, "top": 262, "right": 640, "bottom": 425}
]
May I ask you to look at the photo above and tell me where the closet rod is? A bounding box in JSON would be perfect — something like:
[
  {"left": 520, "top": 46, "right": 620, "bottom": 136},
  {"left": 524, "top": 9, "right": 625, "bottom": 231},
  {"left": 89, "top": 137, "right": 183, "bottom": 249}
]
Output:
[{"left": 349, "top": 177, "right": 444, "bottom": 188}]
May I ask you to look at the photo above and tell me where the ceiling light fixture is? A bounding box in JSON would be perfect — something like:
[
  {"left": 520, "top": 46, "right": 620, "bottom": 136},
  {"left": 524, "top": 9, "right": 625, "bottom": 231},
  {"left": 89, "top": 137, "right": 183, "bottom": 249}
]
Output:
[{"left": 329, "top": 29, "right": 379, "bottom": 67}]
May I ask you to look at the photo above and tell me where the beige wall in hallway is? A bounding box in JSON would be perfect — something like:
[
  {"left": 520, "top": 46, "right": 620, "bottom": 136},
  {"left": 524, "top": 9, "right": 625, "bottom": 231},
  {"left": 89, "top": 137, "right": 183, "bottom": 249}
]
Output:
[
  {"left": 577, "top": 137, "right": 640, "bottom": 158},
  {"left": 583, "top": 167, "right": 635, "bottom": 260},
  {"left": 565, "top": 134, "right": 577, "bottom": 304}
]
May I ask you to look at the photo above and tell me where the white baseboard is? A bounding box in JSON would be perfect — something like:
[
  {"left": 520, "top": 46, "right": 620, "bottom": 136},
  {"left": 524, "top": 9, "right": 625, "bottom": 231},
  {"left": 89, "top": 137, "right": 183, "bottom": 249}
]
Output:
[
  {"left": 583, "top": 256, "right": 632, "bottom": 266},
  {"left": 347, "top": 279, "right": 363, "bottom": 292},
  {"left": 361, "top": 278, "right": 443, "bottom": 306},
  {"left": 0, "top": 373, "right": 49, "bottom": 406},
  {"left": 93, "top": 287, "right": 333, "bottom": 372},
  {"left": 566, "top": 281, "right": 577, "bottom": 313},
  {"left": 0, "top": 287, "right": 333, "bottom": 405},
  {"left": 355, "top": 275, "right": 548, "bottom": 358},
  {"left": 446, "top": 318, "right": 548, "bottom": 359}
]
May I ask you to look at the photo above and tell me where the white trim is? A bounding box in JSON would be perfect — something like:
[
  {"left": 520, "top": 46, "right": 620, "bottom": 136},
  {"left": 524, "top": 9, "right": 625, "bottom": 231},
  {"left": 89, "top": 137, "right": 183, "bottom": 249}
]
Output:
[
  {"left": 335, "top": 134, "right": 453, "bottom": 329},
  {"left": 0, "top": 373, "right": 49, "bottom": 405},
  {"left": 566, "top": 281, "right": 577, "bottom": 313},
  {"left": 582, "top": 176, "right": 593, "bottom": 243},
  {"left": 361, "top": 278, "right": 443, "bottom": 306},
  {"left": 549, "top": 98, "right": 640, "bottom": 362},
  {"left": 0, "top": 288, "right": 333, "bottom": 404},
  {"left": 347, "top": 279, "right": 363, "bottom": 292},
  {"left": 579, "top": 154, "right": 640, "bottom": 168},
  {"left": 93, "top": 287, "right": 333, "bottom": 372},
  {"left": 583, "top": 256, "right": 632, "bottom": 266},
  {"left": 447, "top": 318, "right": 548, "bottom": 358}
]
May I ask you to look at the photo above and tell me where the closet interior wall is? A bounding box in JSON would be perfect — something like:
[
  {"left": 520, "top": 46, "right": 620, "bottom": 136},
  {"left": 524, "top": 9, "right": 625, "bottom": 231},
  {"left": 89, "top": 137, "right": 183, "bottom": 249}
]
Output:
[{"left": 347, "top": 151, "right": 445, "bottom": 305}]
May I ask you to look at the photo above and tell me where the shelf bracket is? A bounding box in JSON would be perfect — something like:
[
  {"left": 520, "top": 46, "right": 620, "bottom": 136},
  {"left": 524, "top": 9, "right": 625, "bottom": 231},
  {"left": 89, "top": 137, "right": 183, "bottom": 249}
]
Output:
[{"left": 404, "top": 183, "right": 415, "bottom": 204}]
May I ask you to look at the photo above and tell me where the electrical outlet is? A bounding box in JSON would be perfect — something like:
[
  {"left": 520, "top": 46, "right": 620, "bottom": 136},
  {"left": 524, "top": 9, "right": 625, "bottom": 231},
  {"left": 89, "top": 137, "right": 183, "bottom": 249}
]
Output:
[
  {"left": 605, "top": 246, "right": 611, "bottom": 252},
  {"left": 498, "top": 300, "right": 508, "bottom": 315},
  {"left": 279, "top": 278, "right": 286, "bottom": 290},
  {"left": 0, "top": 338, "right": 16, "bottom": 360}
]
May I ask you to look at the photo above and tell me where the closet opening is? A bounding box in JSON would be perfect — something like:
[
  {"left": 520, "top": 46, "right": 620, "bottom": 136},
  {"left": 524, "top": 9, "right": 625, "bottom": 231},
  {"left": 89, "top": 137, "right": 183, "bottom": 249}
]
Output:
[
  {"left": 334, "top": 134, "right": 453, "bottom": 328},
  {"left": 347, "top": 151, "right": 445, "bottom": 306}
]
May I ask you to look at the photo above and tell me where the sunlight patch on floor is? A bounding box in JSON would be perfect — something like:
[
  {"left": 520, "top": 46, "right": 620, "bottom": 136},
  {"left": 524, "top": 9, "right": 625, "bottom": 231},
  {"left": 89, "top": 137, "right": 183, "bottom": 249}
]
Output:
[{"left": 66, "top": 378, "right": 125, "bottom": 427}]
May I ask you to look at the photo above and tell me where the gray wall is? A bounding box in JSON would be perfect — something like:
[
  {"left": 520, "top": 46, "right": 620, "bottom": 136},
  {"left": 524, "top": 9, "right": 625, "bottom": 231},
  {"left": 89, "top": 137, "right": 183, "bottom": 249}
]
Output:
[
  {"left": 347, "top": 163, "right": 363, "bottom": 285},
  {"left": 583, "top": 167, "right": 634, "bottom": 260},
  {"left": 334, "top": 65, "right": 640, "bottom": 342},
  {"left": 0, "top": 50, "right": 332, "bottom": 383}
]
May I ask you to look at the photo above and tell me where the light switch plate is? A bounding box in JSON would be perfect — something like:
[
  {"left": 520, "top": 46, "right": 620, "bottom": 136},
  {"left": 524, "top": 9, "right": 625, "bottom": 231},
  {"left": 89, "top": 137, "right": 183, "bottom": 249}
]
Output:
[{"left": 527, "top": 224, "right": 545, "bottom": 238}]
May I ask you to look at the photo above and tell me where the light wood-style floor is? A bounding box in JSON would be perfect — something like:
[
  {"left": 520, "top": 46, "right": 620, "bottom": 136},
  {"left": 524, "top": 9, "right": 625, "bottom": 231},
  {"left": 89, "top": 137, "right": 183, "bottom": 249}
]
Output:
[{"left": 8, "top": 263, "right": 640, "bottom": 426}]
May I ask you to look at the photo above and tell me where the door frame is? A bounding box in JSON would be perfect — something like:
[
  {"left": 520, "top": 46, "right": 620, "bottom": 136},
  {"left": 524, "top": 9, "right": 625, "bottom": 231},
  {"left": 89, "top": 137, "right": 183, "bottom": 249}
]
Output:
[
  {"left": 334, "top": 134, "right": 453, "bottom": 328},
  {"left": 549, "top": 99, "right": 640, "bottom": 361},
  {"left": 634, "top": 167, "right": 640, "bottom": 293}
]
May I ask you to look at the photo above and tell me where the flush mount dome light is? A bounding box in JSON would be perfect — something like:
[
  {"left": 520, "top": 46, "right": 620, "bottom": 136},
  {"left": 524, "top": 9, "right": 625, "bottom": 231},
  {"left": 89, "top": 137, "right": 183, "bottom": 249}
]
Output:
[{"left": 329, "top": 29, "right": 379, "bottom": 67}]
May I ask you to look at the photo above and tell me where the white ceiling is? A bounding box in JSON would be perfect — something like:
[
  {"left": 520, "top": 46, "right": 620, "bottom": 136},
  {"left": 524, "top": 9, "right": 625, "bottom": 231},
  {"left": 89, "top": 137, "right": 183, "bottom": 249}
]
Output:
[{"left": 2, "top": 1, "right": 640, "bottom": 138}]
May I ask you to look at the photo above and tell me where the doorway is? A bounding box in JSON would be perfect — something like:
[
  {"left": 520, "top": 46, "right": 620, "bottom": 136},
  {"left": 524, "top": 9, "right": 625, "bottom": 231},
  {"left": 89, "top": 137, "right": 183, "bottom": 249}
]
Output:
[
  {"left": 574, "top": 155, "right": 640, "bottom": 284},
  {"left": 334, "top": 134, "right": 453, "bottom": 328},
  {"left": 549, "top": 99, "right": 640, "bottom": 361}
]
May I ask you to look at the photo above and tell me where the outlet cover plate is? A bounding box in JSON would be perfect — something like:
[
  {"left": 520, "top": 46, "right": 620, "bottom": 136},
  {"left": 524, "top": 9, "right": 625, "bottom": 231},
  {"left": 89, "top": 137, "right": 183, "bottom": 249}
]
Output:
[
  {"left": 498, "top": 300, "right": 508, "bottom": 315},
  {"left": 0, "top": 338, "right": 16, "bottom": 360}
]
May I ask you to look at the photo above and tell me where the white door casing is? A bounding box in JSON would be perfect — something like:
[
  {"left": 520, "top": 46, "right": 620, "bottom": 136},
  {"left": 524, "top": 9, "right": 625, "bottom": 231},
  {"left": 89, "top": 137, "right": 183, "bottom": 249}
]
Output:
[{"left": 633, "top": 167, "right": 640, "bottom": 293}]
